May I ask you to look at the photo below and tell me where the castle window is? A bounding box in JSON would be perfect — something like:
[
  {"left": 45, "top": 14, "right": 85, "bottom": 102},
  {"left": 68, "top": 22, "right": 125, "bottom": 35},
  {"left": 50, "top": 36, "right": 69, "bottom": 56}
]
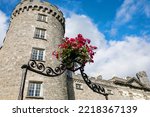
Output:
[
  {"left": 37, "top": 14, "right": 47, "bottom": 22},
  {"left": 31, "top": 48, "right": 45, "bottom": 61},
  {"left": 27, "top": 82, "right": 42, "bottom": 97},
  {"left": 76, "top": 83, "right": 83, "bottom": 90},
  {"left": 34, "top": 28, "right": 46, "bottom": 39},
  {"left": 107, "top": 89, "right": 113, "bottom": 94}
]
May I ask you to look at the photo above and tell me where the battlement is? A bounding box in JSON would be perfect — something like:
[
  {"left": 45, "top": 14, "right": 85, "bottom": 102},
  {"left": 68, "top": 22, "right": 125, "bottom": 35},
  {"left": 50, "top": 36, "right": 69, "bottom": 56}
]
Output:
[
  {"left": 11, "top": 0, "right": 65, "bottom": 26},
  {"left": 73, "top": 71, "right": 150, "bottom": 90}
]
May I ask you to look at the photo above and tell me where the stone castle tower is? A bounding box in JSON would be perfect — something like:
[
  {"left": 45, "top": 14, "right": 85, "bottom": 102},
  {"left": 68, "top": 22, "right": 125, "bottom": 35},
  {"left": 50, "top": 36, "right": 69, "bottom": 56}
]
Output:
[{"left": 0, "top": 0, "right": 68, "bottom": 99}]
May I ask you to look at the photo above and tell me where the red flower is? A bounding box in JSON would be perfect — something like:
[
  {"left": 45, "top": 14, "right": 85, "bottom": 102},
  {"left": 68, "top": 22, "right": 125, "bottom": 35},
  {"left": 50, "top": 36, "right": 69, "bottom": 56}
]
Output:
[
  {"left": 66, "top": 37, "right": 69, "bottom": 40},
  {"left": 70, "top": 38, "right": 76, "bottom": 42},
  {"left": 77, "top": 43, "right": 83, "bottom": 48},
  {"left": 52, "top": 34, "right": 97, "bottom": 66},
  {"left": 86, "top": 38, "right": 91, "bottom": 44},
  {"left": 93, "top": 46, "right": 97, "bottom": 49},
  {"left": 90, "top": 59, "right": 94, "bottom": 63},
  {"left": 78, "top": 34, "right": 83, "bottom": 38},
  {"left": 58, "top": 43, "right": 68, "bottom": 48},
  {"left": 90, "top": 45, "right": 97, "bottom": 49}
]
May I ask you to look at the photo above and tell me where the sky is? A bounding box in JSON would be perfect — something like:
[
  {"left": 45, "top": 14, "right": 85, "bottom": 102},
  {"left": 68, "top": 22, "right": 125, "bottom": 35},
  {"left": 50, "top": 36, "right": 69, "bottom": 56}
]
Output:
[{"left": 0, "top": 0, "right": 150, "bottom": 80}]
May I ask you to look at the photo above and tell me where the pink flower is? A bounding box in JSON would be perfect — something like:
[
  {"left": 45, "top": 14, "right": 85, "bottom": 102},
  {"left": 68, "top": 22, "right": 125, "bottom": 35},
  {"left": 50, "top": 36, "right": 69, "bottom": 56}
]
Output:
[
  {"left": 93, "top": 46, "right": 97, "bottom": 49},
  {"left": 86, "top": 39, "right": 91, "bottom": 44},
  {"left": 70, "top": 38, "right": 76, "bottom": 42},
  {"left": 71, "top": 42, "right": 78, "bottom": 49},
  {"left": 90, "top": 45, "right": 97, "bottom": 49},
  {"left": 53, "top": 34, "right": 97, "bottom": 66},
  {"left": 66, "top": 37, "right": 69, "bottom": 40},
  {"left": 78, "top": 34, "right": 83, "bottom": 38},
  {"left": 77, "top": 43, "right": 83, "bottom": 48},
  {"left": 90, "top": 59, "right": 94, "bottom": 63},
  {"left": 58, "top": 43, "right": 68, "bottom": 48}
]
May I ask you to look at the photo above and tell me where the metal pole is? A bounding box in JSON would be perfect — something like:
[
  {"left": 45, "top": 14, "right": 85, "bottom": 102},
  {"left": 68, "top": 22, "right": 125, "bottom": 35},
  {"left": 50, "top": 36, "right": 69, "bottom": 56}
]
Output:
[
  {"left": 105, "top": 94, "right": 109, "bottom": 100},
  {"left": 18, "top": 65, "right": 28, "bottom": 100}
]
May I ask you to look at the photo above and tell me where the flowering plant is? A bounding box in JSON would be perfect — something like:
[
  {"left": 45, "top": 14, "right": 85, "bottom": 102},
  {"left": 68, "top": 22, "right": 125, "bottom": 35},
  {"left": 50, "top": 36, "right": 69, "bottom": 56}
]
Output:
[{"left": 52, "top": 34, "right": 97, "bottom": 68}]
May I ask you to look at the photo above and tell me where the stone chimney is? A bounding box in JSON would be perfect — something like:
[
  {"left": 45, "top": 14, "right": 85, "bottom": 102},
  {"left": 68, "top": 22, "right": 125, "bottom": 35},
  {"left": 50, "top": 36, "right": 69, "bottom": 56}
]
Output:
[
  {"left": 136, "top": 71, "right": 150, "bottom": 87},
  {"left": 97, "top": 75, "right": 102, "bottom": 80}
]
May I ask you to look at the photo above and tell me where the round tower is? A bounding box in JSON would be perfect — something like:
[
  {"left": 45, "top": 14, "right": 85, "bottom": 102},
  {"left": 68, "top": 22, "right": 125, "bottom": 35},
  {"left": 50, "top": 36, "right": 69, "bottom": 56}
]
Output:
[{"left": 0, "top": 0, "right": 67, "bottom": 99}]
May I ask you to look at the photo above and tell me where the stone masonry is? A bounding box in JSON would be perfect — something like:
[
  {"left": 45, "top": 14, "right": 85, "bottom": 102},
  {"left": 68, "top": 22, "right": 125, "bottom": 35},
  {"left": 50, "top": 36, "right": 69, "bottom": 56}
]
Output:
[
  {"left": 0, "top": 0, "right": 67, "bottom": 100},
  {"left": 68, "top": 71, "right": 150, "bottom": 100}
]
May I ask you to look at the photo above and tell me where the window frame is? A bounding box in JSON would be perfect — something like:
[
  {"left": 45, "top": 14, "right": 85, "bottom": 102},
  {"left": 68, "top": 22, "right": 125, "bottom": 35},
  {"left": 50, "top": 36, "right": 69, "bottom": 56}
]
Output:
[
  {"left": 34, "top": 28, "right": 46, "bottom": 40},
  {"left": 31, "top": 48, "right": 45, "bottom": 61},
  {"left": 107, "top": 89, "right": 113, "bottom": 94},
  {"left": 76, "top": 83, "right": 83, "bottom": 90},
  {"left": 37, "top": 13, "right": 47, "bottom": 22},
  {"left": 27, "top": 81, "right": 43, "bottom": 97}
]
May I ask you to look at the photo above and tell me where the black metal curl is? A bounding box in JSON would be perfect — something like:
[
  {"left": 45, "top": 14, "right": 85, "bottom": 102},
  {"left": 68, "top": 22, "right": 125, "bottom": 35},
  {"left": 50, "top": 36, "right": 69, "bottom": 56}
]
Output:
[
  {"left": 37, "top": 63, "right": 45, "bottom": 72},
  {"left": 28, "top": 60, "right": 45, "bottom": 72},
  {"left": 27, "top": 60, "right": 66, "bottom": 77},
  {"left": 25, "top": 60, "right": 108, "bottom": 97},
  {"left": 45, "top": 67, "right": 55, "bottom": 75},
  {"left": 28, "top": 60, "right": 37, "bottom": 68},
  {"left": 79, "top": 67, "right": 108, "bottom": 96},
  {"left": 45, "top": 64, "right": 66, "bottom": 76}
]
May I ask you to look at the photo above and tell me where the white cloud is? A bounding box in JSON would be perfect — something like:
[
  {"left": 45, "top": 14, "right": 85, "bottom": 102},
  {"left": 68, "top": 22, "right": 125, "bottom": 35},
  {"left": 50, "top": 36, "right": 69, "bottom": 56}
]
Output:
[
  {"left": 110, "top": 0, "right": 150, "bottom": 37},
  {"left": 65, "top": 13, "right": 106, "bottom": 48},
  {"left": 115, "top": 0, "right": 150, "bottom": 25},
  {"left": 110, "top": 28, "right": 117, "bottom": 36},
  {"left": 115, "top": 0, "right": 137, "bottom": 25},
  {"left": 0, "top": 10, "right": 8, "bottom": 47},
  {"left": 85, "top": 36, "right": 150, "bottom": 79},
  {"left": 65, "top": 13, "right": 150, "bottom": 80}
]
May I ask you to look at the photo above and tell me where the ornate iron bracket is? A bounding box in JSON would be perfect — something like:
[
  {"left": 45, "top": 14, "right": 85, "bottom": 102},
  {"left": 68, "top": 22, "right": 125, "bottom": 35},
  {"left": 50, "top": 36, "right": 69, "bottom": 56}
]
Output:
[
  {"left": 23, "top": 60, "right": 67, "bottom": 77},
  {"left": 80, "top": 67, "right": 108, "bottom": 96},
  {"left": 21, "top": 60, "right": 109, "bottom": 99}
]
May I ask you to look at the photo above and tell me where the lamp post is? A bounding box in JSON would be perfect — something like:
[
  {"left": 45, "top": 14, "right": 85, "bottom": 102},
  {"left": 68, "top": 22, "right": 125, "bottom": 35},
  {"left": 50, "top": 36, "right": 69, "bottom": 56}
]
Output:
[{"left": 18, "top": 60, "right": 109, "bottom": 100}]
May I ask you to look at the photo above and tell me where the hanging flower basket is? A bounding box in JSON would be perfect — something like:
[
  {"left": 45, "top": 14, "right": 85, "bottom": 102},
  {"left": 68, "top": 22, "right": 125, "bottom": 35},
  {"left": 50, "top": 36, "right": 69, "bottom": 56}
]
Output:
[{"left": 52, "top": 34, "right": 97, "bottom": 71}]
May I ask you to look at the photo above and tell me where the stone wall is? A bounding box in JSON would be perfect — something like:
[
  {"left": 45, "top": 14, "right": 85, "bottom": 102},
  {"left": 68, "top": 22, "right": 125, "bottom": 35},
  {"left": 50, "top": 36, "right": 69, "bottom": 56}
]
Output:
[
  {"left": 71, "top": 72, "right": 150, "bottom": 100},
  {"left": 0, "top": 0, "right": 67, "bottom": 100}
]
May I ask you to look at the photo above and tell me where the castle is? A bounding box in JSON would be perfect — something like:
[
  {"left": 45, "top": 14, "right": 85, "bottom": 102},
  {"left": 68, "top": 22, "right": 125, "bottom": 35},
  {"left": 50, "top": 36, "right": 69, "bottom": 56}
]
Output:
[{"left": 0, "top": 0, "right": 150, "bottom": 100}]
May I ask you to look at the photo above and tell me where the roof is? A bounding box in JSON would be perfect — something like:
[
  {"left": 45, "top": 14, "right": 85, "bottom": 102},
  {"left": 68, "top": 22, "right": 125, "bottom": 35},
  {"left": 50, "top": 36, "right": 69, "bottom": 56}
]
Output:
[{"left": 112, "top": 76, "right": 150, "bottom": 91}]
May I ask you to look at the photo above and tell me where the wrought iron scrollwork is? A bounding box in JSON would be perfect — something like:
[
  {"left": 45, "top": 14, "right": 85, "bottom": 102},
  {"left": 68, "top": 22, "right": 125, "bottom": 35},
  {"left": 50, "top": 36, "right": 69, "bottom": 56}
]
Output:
[
  {"left": 22, "top": 60, "right": 108, "bottom": 97},
  {"left": 27, "top": 60, "right": 66, "bottom": 77},
  {"left": 79, "top": 67, "right": 108, "bottom": 96}
]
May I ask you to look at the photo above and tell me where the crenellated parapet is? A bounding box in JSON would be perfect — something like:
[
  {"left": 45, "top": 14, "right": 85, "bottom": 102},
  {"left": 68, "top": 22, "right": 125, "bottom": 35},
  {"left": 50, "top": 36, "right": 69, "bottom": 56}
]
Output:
[
  {"left": 73, "top": 71, "right": 150, "bottom": 90},
  {"left": 11, "top": 1, "right": 65, "bottom": 27}
]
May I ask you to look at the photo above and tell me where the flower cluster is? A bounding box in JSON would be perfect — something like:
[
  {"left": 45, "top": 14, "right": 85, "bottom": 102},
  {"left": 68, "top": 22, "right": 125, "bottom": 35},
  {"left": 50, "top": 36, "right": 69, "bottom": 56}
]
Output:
[{"left": 52, "top": 34, "right": 97, "bottom": 67}]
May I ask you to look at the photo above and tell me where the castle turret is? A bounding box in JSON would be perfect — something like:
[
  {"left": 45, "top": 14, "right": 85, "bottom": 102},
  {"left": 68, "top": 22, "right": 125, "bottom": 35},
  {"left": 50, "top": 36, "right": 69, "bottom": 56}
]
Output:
[{"left": 0, "top": 0, "right": 67, "bottom": 99}]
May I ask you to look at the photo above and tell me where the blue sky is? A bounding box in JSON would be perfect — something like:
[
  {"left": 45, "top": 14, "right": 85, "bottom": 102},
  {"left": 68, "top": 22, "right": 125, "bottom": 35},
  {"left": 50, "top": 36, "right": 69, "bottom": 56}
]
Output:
[
  {"left": 1, "top": 0, "right": 150, "bottom": 41},
  {"left": 0, "top": 0, "right": 150, "bottom": 79}
]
